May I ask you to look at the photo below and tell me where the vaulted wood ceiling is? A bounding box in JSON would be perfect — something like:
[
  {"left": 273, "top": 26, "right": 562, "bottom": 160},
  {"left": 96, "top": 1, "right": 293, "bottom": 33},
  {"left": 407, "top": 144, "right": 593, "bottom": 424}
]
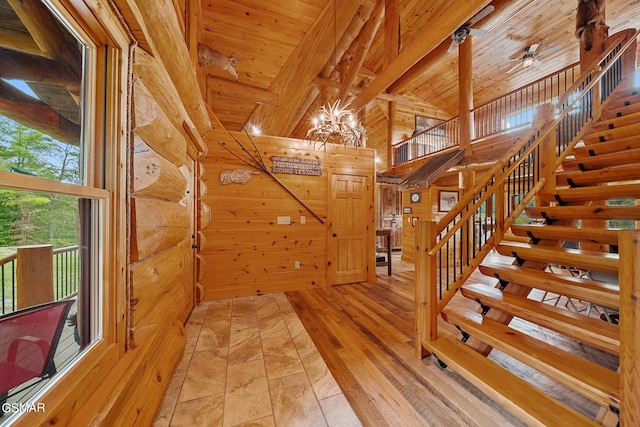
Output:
[{"left": 201, "top": 0, "right": 640, "bottom": 138}]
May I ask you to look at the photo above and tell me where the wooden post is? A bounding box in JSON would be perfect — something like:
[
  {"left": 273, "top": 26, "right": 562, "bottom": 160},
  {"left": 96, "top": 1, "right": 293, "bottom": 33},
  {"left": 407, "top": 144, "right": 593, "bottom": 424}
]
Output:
[
  {"left": 388, "top": 101, "right": 396, "bottom": 167},
  {"left": 536, "top": 103, "right": 556, "bottom": 206},
  {"left": 619, "top": 230, "right": 640, "bottom": 427},
  {"left": 16, "top": 244, "right": 54, "bottom": 309},
  {"left": 415, "top": 220, "right": 436, "bottom": 358},
  {"left": 458, "top": 36, "right": 474, "bottom": 155}
]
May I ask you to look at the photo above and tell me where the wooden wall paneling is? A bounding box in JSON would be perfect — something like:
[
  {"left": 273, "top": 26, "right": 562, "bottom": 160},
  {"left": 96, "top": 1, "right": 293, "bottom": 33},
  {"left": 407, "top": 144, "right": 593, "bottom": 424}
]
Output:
[
  {"left": 86, "top": 320, "right": 186, "bottom": 426},
  {"left": 202, "top": 130, "right": 374, "bottom": 299}
]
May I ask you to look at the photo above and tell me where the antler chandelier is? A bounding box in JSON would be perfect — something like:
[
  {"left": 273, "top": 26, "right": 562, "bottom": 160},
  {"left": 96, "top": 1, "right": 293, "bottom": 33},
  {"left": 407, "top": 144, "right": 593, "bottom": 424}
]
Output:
[
  {"left": 306, "top": 0, "right": 366, "bottom": 151},
  {"left": 306, "top": 99, "right": 366, "bottom": 151}
]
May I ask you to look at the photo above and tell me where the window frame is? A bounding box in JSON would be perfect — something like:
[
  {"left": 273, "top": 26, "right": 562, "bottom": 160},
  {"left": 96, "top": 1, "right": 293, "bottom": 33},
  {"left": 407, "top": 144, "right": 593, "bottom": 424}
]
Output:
[{"left": 0, "top": 0, "right": 130, "bottom": 421}]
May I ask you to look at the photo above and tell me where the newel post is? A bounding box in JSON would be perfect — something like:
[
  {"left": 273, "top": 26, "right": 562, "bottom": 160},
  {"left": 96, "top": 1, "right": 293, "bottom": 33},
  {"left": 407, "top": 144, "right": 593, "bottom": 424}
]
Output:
[
  {"left": 16, "top": 244, "right": 54, "bottom": 309},
  {"left": 619, "top": 230, "right": 640, "bottom": 426},
  {"left": 415, "top": 220, "right": 437, "bottom": 358},
  {"left": 536, "top": 103, "right": 557, "bottom": 206}
]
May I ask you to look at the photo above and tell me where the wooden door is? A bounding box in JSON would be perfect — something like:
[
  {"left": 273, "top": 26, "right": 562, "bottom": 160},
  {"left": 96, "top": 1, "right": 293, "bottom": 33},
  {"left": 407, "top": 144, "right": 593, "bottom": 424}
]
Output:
[{"left": 328, "top": 173, "right": 369, "bottom": 285}]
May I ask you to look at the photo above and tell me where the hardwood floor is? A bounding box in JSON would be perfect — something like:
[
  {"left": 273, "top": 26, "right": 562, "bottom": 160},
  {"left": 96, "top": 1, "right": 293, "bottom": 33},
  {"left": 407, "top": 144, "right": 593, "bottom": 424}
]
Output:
[{"left": 286, "top": 257, "right": 527, "bottom": 427}]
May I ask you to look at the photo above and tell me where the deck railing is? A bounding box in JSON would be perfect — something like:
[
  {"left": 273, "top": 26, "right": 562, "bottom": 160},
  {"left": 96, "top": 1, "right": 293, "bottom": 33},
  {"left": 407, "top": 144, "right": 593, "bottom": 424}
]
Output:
[{"left": 0, "top": 245, "right": 79, "bottom": 315}]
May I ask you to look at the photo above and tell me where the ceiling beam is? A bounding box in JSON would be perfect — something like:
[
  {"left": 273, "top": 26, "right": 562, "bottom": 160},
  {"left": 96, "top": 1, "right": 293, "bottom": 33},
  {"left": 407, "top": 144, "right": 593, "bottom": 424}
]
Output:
[
  {"left": 0, "top": 79, "right": 80, "bottom": 144},
  {"left": 7, "top": 0, "right": 81, "bottom": 68},
  {"left": 383, "top": 0, "right": 399, "bottom": 67},
  {"left": 206, "top": 76, "right": 278, "bottom": 106},
  {"left": 337, "top": 0, "right": 385, "bottom": 103},
  {"left": 0, "top": 47, "right": 81, "bottom": 92},
  {"left": 350, "top": 0, "right": 491, "bottom": 112},
  {"left": 247, "top": 0, "right": 361, "bottom": 136}
]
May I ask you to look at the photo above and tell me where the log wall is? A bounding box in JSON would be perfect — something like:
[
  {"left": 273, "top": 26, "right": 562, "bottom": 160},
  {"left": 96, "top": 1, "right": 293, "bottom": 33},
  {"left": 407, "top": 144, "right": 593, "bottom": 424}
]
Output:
[
  {"left": 16, "top": 0, "right": 208, "bottom": 425},
  {"left": 201, "top": 131, "right": 375, "bottom": 300}
]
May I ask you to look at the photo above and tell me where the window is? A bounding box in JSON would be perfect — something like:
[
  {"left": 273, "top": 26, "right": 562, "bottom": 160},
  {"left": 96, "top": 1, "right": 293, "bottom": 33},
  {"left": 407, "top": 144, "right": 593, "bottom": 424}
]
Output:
[{"left": 0, "top": 0, "right": 110, "bottom": 416}]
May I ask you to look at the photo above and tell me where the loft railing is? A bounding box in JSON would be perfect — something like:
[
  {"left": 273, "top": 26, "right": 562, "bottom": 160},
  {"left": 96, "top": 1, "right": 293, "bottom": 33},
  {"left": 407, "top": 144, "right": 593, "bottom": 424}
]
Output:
[
  {"left": 392, "top": 63, "right": 584, "bottom": 166},
  {"left": 0, "top": 245, "right": 79, "bottom": 314},
  {"left": 473, "top": 63, "right": 582, "bottom": 139},
  {"left": 415, "top": 29, "right": 637, "bottom": 347}
]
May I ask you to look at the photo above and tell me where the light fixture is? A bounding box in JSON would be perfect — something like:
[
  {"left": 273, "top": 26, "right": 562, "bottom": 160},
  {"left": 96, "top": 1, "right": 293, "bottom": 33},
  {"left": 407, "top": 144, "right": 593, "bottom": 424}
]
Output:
[
  {"left": 522, "top": 55, "right": 535, "bottom": 68},
  {"left": 306, "top": 0, "right": 366, "bottom": 151}
]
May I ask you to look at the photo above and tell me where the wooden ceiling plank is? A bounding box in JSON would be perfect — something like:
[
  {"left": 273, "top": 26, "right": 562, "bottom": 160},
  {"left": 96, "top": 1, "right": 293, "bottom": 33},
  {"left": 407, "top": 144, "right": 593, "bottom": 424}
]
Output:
[
  {"left": 0, "top": 78, "right": 80, "bottom": 144},
  {"left": 248, "top": 0, "right": 362, "bottom": 136},
  {"left": 206, "top": 76, "right": 279, "bottom": 106},
  {"left": 350, "top": 0, "right": 491, "bottom": 112}
]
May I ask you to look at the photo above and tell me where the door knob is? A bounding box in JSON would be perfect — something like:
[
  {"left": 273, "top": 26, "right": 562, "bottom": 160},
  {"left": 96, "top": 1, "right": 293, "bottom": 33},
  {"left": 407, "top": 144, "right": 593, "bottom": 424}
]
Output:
[{"left": 332, "top": 233, "right": 337, "bottom": 237}]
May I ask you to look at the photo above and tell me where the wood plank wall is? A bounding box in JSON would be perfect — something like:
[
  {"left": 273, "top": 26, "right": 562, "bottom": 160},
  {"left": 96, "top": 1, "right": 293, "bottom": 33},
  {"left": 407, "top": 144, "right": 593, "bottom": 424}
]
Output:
[{"left": 201, "top": 131, "right": 375, "bottom": 300}]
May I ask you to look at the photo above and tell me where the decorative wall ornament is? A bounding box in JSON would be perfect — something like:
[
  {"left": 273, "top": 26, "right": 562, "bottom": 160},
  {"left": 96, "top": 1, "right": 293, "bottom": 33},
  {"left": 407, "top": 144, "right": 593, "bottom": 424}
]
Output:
[
  {"left": 270, "top": 156, "right": 322, "bottom": 176},
  {"left": 198, "top": 44, "right": 240, "bottom": 79},
  {"left": 219, "top": 168, "right": 259, "bottom": 185},
  {"left": 219, "top": 126, "right": 325, "bottom": 223}
]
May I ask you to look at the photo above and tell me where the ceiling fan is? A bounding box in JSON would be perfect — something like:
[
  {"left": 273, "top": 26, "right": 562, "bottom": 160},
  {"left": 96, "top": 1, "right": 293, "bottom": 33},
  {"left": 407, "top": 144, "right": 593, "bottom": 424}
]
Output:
[
  {"left": 448, "top": 5, "right": 495, "bottom": 53},
  {"left": 506, "top": 43, "right": 561, "bottom": 74}
]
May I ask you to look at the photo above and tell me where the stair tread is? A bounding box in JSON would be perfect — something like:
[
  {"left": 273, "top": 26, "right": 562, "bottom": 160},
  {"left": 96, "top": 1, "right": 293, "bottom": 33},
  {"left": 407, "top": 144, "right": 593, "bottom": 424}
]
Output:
[
  {"left": 591, "top": 110, "right": 640, "bottom": 130},
  {"left": 442, "top": 307, "right": 620, "bottom": 408},
  {"left": 573, "top": 135, "right": 640, "bottom": 157},
  {"left": 510, "top": 224, "right": 619, "bottom": 246},
  {"left": 557, "top": 163, "right": 640, "bottom": 187},
  {"left": 562, "top": 147, "right": 640, "bottom": 171},
  {"left": 600, "top": 102, "right": 640, "bottom": 120},
  {"left": 480, "top": 261, "right": 619, "bottom": 308},
  {"left": 526, "top": 205, "right": 640, "bottom": 221},
  {"left": 422, "top": 333, "right": 599, "bottom": 426},
  {"left": 459, "top": 282, "right": 620, "bottom": 355},
  {"left": 541, "top": 182, "right": 640, "bottom": 204},
  {"left": 497, "top": 241, "right": 619, "bottom": 275},
  {"left": 583, "top": 121, "right": 640, "bottom": 143},
  {"left": 423, "top": 334, "right": 597, "bottom": 426}
]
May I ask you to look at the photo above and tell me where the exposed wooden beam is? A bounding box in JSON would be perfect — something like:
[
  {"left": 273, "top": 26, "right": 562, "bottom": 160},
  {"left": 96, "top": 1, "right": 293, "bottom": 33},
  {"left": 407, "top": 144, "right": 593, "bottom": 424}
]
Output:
[
  {"left": 0, "top": 79, "right": 80, "bottom": 144},
  {"left": 115, "top": 0, "right": 211, "bottom": 138},
  {"left": 0, "top": 47, "right": 81, "bottom": 92},
  {"left": 0, "top": 27, "right": 40, "bottom": 56},
  {"left": 205, "top": 76, "right": 278, "bottom": 106},
  {"left": 350, "top": 0, "right": 491, "bottom": 112},
  {"left": 248, "top": 0, "right": 361, "bottom": 136},
  {"left": 311, "top": 76, "right": 420, "bottom": 107},
  {"left": 383, "top": 0, "right": 399, "bottom": 67},
  {"left": 337, "top": 0, "right": 385, "bottom": 103},
  {"left": 388, "top": 40, "right": 450, "bottom": 95},
  {"left": 7, "top": 0, "right": 81, "bottom": 68}
]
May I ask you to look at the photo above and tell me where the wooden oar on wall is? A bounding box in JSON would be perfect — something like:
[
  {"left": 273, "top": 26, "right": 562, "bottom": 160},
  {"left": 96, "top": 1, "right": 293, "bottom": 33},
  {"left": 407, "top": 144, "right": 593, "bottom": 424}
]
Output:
[{"left": 219, "top": 127, "right": 325, "bottom": 224}]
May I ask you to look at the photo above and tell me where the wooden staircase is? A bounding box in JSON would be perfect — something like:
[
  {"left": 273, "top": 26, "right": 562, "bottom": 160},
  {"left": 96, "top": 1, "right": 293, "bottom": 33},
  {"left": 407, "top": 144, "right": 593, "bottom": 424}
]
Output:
[{"left": 427, "top": 87, "right": 640, "bottom": 425}]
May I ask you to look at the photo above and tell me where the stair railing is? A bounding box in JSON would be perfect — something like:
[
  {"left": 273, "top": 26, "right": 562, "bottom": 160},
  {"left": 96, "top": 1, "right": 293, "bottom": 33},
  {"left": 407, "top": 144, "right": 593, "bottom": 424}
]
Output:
[{"left": 415, "top": 29, "right": 639, "bottom": 355}]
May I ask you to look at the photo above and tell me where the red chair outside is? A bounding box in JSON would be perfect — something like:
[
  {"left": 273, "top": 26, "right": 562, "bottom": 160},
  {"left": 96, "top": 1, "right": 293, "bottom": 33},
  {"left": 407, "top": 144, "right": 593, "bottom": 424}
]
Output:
[{"left": 0, "top": 300, "right": 73, "bottom": 414}]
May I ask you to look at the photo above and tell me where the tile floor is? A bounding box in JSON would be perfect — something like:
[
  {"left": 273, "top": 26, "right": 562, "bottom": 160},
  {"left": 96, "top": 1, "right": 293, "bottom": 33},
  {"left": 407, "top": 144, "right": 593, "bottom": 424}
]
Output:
[{"left": 153, "top": 293, "right": 362, "bottom": 427}]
